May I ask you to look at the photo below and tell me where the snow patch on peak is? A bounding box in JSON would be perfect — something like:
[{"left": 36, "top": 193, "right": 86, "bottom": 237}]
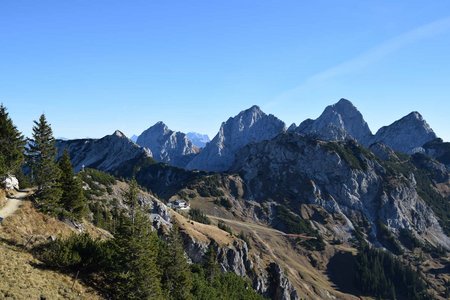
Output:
[{"left": 113, "top": 130, "right": 126, "bottom": 138}]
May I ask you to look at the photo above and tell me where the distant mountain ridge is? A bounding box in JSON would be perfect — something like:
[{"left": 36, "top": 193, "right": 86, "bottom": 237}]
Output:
[
  {"left": 56, "top": 130, "right": 150, "bottom": 172},
  {"left": 186, "top": 132, "right": 210, "bottom": 148}
]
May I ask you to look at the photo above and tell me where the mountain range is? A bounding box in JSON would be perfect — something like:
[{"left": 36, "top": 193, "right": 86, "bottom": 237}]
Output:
[
  {"left": 57, "top": 98, "right": 443, "bottom": 173},
  {"left": 49, "top": 98, "right": 450, "bottom": 299}
]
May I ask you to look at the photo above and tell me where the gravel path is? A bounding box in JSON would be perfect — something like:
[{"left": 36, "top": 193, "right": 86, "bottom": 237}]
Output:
[{"left": 0, "top": 191, "right": 30, "bottom": 221}]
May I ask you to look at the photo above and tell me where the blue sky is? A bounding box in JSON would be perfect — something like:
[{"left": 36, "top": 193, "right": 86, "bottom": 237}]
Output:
[{"left": 1, "top": 1, "right": 449, "bottom": 140}]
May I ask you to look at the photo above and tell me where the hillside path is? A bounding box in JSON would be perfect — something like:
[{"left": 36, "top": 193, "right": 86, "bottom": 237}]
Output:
[{"left": 0, "top": 190, "right": 31, "bottom": 221}]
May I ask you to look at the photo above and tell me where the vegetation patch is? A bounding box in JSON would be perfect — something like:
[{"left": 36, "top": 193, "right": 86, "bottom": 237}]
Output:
[{"left": 189, "top": 208, "right": 211, "bottom": 225}]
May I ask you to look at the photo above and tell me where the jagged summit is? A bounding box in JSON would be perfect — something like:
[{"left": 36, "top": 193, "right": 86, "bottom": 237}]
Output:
[
  {"left": 186, "top": 105, "right": 286, "bottom": 172},
  {"left": 113, "top": 130, "right": 127, "bottom": 138},
  {"left": 136, "top": 122, "right": 199, "bottom": 168},
  {"left": 371, "top": 111, "right": 437, "bottom": 154},
  {"left": 296, "top": 98, "right": 372, "bottom": 143}
]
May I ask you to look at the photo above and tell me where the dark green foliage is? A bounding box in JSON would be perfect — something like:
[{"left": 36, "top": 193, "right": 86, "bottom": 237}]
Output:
[
  {"left": 36, "top": 233, "right": 108, "bottom": 273},
  {"left": 323, "top": 140, "right": 371, "bottom": 171},
  {"left": 354, "top": 245, "right": 431, "bottom": 300},
  {"left": 376, "top": 221, "right": 403, "bottom": 255},
  {"left": 27, "top": 114, "right": 62, "bottom": 212},
  {"left": 36, "top": 212, "right": 264, "bottom": 299},
  {"left": 58, "top": 150, "right": 87, "bottom": 220},
  {"left": 0, "top": 104, "right": 26, "bottom": 177},
  {"left": 273, "top": 205, "right": 325, "bottom": 251},
  {"left": 414, "top": 169, "right": 450, "bottom": 236},
  {"left": 218, "top": 219, "right": 233, "bottom": 235},
  {"left": 189, "top": 208, "right": 211, "bottom": 224},
  {"left": 80, "top": 168, "right": 116, "bottom": 199},
  {"left": 81, "top": 168, "right": 116, "bottom": 187},
  {"left": 214, "top": 197, "right": 232, "bottom": 210},
  {"left": 190, "top": 243, "right": 264, "bottom": 300},
  {"left": 108, "top": 210, "right": 163, "bottom": 299},
  {"left": 159, "top": 225, "right": 193, "bottom": 299},
  {"left": 398, "top": 229, "right": 423, "bottom": 251},
  {"left": 238, "top": 231, "right": 252, "bottom": 249},
  {"left": 196, "top": 175, "right": 225, "bottom": 197}
]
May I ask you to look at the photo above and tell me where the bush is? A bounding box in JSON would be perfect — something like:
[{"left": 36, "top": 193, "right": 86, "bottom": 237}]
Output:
[
  {"left": 215, "top": 197, "right": 232, "bottom": 210},
  {"left": 189, "top": 208, "right": 211, "bottom": 225},
  {"left": 376, "top": 221, "right": 403, "bottom": 255},
  {"left": 218, "top": 220, "right": 233, "bottom": 235},
  {"left": 36, "top": 233, "right": 109, "bottom": 273}
]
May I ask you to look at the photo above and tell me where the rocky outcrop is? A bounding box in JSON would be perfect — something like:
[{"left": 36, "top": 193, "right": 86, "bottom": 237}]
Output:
[
  {"left": 296, "top": 98, "right": 372, "bottom": 144},
  {"left": 56, "top": 130, "right": 151, "bottom": 172},
  {"left": 232, "top": 133, "right": 450, "bottom": 249},
  {"left": 266, "top": 263, "right": 299, "bottom": 300},
  {"left": 371, "top": 112, "right": 437, "bottom": 154},
  {"left": 181, "top": 232, "right": 298, "bottom": 299},
  {"left": 186, "top": 105, "right": 286, "bottom": 172},
  {"left": 186, "top": 132, "right": 210, "bottom": 148},
  {"left": 2, "top": 175, "right": 19, "bottom": 190},
  {"left": 136, "top": 122, "right": 199, "bottom": 168}
]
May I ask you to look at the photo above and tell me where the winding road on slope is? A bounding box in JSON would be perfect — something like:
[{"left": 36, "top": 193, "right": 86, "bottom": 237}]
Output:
[{"left": 0, "top": 190, "right": 31, "bottom": 222}]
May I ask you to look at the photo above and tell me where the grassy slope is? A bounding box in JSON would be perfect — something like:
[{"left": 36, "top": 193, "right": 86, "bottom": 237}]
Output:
[{"left": 0, "top": 198, "right": 105, "bottom": 299}]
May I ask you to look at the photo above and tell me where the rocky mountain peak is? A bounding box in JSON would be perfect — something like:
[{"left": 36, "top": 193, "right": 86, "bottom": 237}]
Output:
[
  {"left": 296, "top": 98, "right": 372, "bottom": 143},
  {"left": 113, "top": 130, "right": 127, "bottom": 138},
  {"left": 186, "top": 105, "right": 286, "bottom": 172},
  {"left": 136, "top": 122, "right": 199, "bottom": 168},
  {"left": 372, "top": 111, "right": 437, "bottom": 154}
]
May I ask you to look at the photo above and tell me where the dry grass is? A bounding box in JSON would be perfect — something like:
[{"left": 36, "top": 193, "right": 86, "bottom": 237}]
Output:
[
  {"left": 0, "top": 201, "right": 76, "bottom": 247},
  {"left": 0, "top": 189, "right": 6, "bottom": 209},
  {"left": 0, "top": 242, "right": 101, "bottom": 300},
  {"left": 172, "top": 211, "right": 235, "bottom": 246},
  {"left": 0, "top": 198, "right": 110, "bottom": 299}
]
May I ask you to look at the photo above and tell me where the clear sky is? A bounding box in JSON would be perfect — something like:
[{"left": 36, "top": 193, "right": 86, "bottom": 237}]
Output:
[{"left": 1, "top": 1, "right": 449, "bottom": 141}]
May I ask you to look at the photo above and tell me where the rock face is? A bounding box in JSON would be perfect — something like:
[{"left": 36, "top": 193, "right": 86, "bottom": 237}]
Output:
[
  {"left": 186, "top": 105, "right": 286, "bottom": 172},
  {"left": 296, "top": 98, "right": 372, "bottom": 143},
  {"left": 186, "top": 132, "right": 210, "bottom": 148},
  {"left": 182, "top": 233, "right": 298, "bottom": 299},
  {"left": 371, "top": 112, "right": 437, "bottom": 154},
  {"left": 232, "top": 133, "right": 450, "bottom": 249},
  {"left": 56, "top": 130, "right": 151, "bottom": 172},
  {"left": 136, "top": 122, "right": 199, "bottom": 168}
]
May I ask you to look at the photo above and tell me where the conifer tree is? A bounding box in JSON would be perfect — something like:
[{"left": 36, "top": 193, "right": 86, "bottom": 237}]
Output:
[
  {"left": 27, "top": 114, "right": 62, "bottom": 212},
  {"left": 0, "top": 104, "right": 25, "bottom": 177},
  {"left": 109, "top": 210, "right": 163, "bottom": 299},
  {"left": 58, "top": 150, "right": 86, "bottom": 220},
  {"left": 204, "top": 241, "right": 220, "bottom": 282},
  {"left": 160, "top": 224, "right": 193, "bottom": 299}
]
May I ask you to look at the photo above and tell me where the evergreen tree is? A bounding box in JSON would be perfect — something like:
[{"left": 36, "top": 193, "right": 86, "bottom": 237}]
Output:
[
  {"left": 160, "top": 224, "right": 193, "bottom": 299},
  {"left": 58, "top": 150, "right": 87, "bottom": 220},
  {"left": 0, "top": 104, "right": 25, "bottom": 177},
  {"left": 27, "top": 114, "right": 62, "bottom": 212},
  {"left": 108, "top": 210, "right": 163, "bottom": 299},
  {"left": 124, "top": 178, "right": 139, "bottom": 224},
  {"left": 204, "top": 241, "right": 220, "bottom": 283}
]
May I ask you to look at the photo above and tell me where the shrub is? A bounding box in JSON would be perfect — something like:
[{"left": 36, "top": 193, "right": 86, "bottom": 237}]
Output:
[{"left": 189, "top": 208, "right": 211, "bottom": 225}]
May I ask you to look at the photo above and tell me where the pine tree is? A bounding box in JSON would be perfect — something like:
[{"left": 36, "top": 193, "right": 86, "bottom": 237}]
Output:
[
  {"left": 160, "top": 224, "right": 193, "bottom": 299},
  {"left": 58, "top": 150, "right": 87, "bottom": 220},
  {"left": 109, "top": 210, "right": 163, "bottom": 299},
  {"left": 204, "top": 241, "right": 220, "bottom": 283},
  {"left": 124, "top": 178, "right": 139, "bottom": 224},
  {"left": 0, "top": 104, "right": 25, "bottom": 177},
  {"left": 27, "top": 114, "right": 62, "bottom": 212}
]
